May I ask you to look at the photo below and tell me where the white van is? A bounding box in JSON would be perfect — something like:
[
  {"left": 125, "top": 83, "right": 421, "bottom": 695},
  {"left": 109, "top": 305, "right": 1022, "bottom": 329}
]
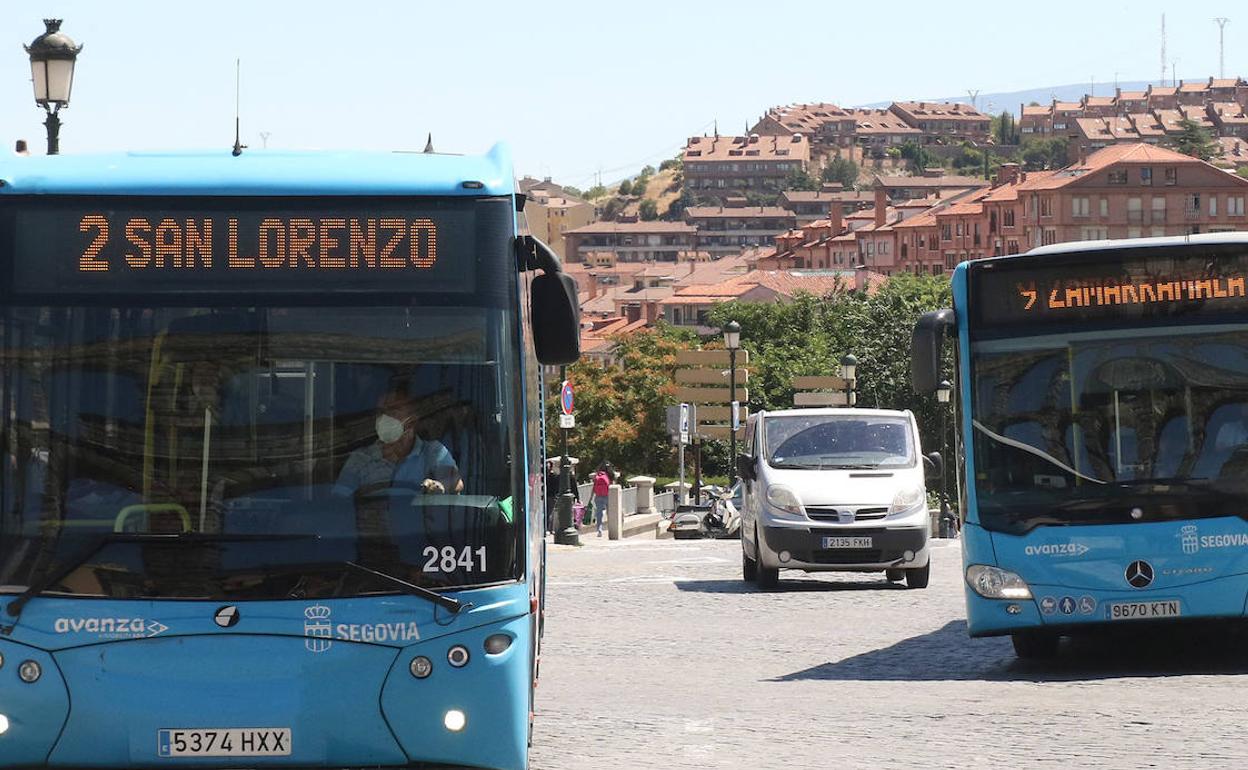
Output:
[{"left": 738, "top": 407, "right": 932, "bottom": 589}]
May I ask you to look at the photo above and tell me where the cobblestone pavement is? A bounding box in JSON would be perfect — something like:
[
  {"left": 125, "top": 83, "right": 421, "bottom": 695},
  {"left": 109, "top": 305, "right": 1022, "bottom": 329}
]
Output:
[{"left": 529, "top": 535, "right": 1248, "bottom": 770}]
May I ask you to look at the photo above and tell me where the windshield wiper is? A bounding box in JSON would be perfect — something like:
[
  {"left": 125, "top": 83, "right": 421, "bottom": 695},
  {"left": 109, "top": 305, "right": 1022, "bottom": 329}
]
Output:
[
  {"left": 2, "top": 533, "right": 319, "bottom": 628},
  {"left": 972, "top": 419, "right": 1106, "bottom": 485},
  {"left": 342, "top": 561, "right": 469, "bottom": 614}
]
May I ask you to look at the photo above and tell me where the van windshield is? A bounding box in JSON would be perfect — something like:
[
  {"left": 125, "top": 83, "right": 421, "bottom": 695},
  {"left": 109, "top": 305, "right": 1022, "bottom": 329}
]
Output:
[{"left": 764, "top": 415, "right": 915, "bottom": 470}]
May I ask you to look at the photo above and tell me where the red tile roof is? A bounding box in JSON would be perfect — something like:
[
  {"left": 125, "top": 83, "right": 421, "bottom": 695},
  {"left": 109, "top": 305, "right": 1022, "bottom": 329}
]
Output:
[
  {"left": 684, "top": 134, "right": 811, "bottom": 163},
  {"left": 566, "top": 221, "right": 696, "bottom": 234}
]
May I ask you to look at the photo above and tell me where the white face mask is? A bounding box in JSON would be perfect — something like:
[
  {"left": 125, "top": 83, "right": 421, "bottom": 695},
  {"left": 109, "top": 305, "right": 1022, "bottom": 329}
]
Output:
[{"left": 375, "top": 414, "right": 407, "bottom": 444}]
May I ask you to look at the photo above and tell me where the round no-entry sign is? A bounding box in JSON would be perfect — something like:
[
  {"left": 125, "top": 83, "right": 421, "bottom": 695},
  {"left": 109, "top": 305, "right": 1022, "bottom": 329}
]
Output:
[{"left": 560, "top": 380, "right": 575, "bottom": 415}]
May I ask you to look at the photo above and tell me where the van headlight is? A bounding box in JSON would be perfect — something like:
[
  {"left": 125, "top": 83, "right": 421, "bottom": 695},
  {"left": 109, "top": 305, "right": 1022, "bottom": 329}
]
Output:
[
  {"left": 765, "top": 485, "right": 805, "bottom": 516},
  {"left": 966, "top": 564, "right": 1033, "bottom": 599},
  {"left": 888, "top": 486, "right": 926, "bottom": 515}
]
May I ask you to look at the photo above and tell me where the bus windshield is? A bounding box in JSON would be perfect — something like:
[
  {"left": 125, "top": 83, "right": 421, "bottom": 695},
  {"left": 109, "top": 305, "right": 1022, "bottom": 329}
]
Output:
[
  {"left": 765, "top": 414, "right": 915, "bottom": 469},
  {"left": 971, "top": 323, "right": 1248, "bottom": 533},
  {"left": 0, "top": 302, "right": 522, "bottom": 600}
]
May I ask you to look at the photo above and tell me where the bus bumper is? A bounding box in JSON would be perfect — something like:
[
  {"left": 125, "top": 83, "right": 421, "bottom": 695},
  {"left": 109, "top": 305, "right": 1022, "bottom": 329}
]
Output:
[{"left": 0, "top": 605, "right": 532, "bottom": 770}]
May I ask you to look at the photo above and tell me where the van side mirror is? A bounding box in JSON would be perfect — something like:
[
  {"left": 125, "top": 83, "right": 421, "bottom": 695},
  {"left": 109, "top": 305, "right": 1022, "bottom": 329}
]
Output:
[
  {"left": 923, "top": 451, "right": 944, "bottom": 481},
  {"left": 911, "top": 308, "right": 955, "bottom": 394},
  {"left": 518, "top": 235, "right": 581, "bottom": 365},
  {"left": 736, "top": 454, "right": 757, "bottom": 481}
]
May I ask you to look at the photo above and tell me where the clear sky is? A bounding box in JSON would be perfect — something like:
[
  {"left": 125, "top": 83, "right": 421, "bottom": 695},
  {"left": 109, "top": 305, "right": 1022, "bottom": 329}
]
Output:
[{"left": 2, "top": 1, "right": 1240, "bottom": 187}]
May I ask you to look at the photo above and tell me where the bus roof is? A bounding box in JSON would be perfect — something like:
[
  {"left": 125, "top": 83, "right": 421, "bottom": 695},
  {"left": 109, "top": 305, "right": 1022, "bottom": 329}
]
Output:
[
  {"left": 0, "top": 144, "right": 515, "bottom": 197},
  {"left": 993, "top": 232, "right": 1248, "bottom": 264}
]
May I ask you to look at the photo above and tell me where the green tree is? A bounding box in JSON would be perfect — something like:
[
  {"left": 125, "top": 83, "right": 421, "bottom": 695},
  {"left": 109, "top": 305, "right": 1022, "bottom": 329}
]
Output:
[
  {"left": 1165, "top": 117, "right": 1220, "bottom": 161},
  {"left": 784, "top": 167, "right": 820, "bottom": 192},
  {"left": 898, "top": 141, "right": 934, "bottom": 173},
  {"left": 992, "top": 110, "right": 1018, "bottom": 145},
  {"left": 1020, "top": 137, "right": 1068, "bottom": 170},
  {"left": 659, "top": 157, "right": 682, "bottom": 172},
  {"left": 638, "top": 199, "right": 659, "bottom": 221},
  {"left": 550, "top": 326, "right": 695, "bottom": 476},
  {"left": 561, "top": 185, "right": 583, "bottom": 199},
  {"left": 583, "top": 184, "right": 608, "bottom": 200},
  {"left": 705, "top": 274, "right": 955, "bottom": 466},
  {"left": 617, "top": 179, "right": 633, "bottom": 196},
  {"left": 822, "top": 156, "right": 860, "bottom": 188}
]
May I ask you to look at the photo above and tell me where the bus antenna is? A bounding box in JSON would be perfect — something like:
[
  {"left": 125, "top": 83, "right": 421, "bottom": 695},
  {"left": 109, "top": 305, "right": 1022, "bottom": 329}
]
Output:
[{"left": 232, "top": 59, "right": 247, "bottom": 157}]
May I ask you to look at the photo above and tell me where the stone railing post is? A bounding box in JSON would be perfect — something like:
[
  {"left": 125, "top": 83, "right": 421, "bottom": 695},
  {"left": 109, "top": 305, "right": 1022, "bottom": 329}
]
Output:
[
  {"left": 630, "top": 476, "right": 656, "bottom": 515},
  {"left": 607, "top": 484, "right": 624, "bottom": 540}
]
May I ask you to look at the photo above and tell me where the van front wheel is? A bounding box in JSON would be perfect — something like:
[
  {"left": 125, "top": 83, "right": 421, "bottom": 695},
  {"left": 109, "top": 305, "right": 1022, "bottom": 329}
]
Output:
[{"left": 905, "top": 562, "right": 930, "bottom": 589}]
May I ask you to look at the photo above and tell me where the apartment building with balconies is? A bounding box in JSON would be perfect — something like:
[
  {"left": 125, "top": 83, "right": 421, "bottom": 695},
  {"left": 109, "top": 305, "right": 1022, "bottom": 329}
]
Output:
[{"left": 683, "top": 133, "right": 811, "bottom": 202}]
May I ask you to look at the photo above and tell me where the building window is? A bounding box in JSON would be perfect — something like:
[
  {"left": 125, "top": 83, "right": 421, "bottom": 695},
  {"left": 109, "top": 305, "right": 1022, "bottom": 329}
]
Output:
[
  {"left": 1127, "top": 197, "right": 1143, "bottom": 223},
  {"left": 1152, "top": 196, "right": 1167, "bottom": 219},
  {"left": 1099, "top": 197, "right": 1109, "bottom": 217},
  {"left": 1107, "top": 169, "right": 1128, "bottom": 184},
  {"left": 945, "top": 252, "right": 957, "bottom": 269},
  {"left": 1072, "top": 197, "right": 1090, "bottom": 217},
  {"left": 1040, "top": 197, "right": 1053, "bottom": 217},
  {"left": 1150, "top": 226, "right": 1166, "bottom": 237},
  {"left": 1042, "top": 228, "right": 1057, "bottom": 246},
  {"left": 1128, "top": 226, "right": 1142, "bottom": 238},
  {"left": 1140, "top": 167, "right": 1152, "bottom": 185},
  {"left": 955, "top": 222, "right": 963, "bottom": 236},
  {"left": 941, "top": 224, "right": 952, "bottom": 241},
  {"left": 1006, "top": 239, "right": 1020, "bottom": 254},
  {"left": 1164, "top": 167, "right": 1178, "bottom": 185},
  {"left": 1003, "top": 208, "right": 1015, "bottom": 227},
  {"left": 1186, "top": 194, "right": 1201, "bottom": 218},
  {"left": 1230, "top": 196, "right": 1245, "bottom": 216},
  {"left": 1211, "top": 195, "right": 1218, "bottom": 217}
]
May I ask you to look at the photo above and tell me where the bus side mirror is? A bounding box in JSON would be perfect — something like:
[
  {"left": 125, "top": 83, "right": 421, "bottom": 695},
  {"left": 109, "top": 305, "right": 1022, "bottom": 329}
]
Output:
[
  {"left": 736, "top": 454, "right": 757, "bottom": 481},
  {"left": 911, "top": 308, "right": 955, "bottom": 394},
  {"left": 923, "top": 451, "right": 944, "bottom": 481},
  {"left": 531, "top": 271, "right": 581, "bottom": 365}
]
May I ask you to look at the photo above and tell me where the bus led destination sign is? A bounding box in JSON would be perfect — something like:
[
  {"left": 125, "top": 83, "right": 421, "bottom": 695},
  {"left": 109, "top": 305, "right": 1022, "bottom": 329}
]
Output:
[
  {"left": 8, "top": 198, "right": 478, "bottom": 293},
  {"left": 1018, "top": 274, "right": 1247, "bottom": 312},
  {"left": 75, "top": 213, "right": 438, "bottom": 273},
  {"left": 972, "top": 249, "right": 1248, "bottom": 327}
]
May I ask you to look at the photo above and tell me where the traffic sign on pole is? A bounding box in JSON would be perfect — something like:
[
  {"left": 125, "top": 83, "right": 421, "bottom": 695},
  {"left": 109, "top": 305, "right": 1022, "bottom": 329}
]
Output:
[{"left": 560, "top": 380, "right": 575, "bottom": 415}]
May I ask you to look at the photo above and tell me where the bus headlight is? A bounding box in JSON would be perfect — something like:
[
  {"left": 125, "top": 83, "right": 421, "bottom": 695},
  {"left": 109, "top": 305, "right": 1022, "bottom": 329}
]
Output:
[
  {"left": 966, "top": 564, "right": 1032, "bottom": 599},
  {"left": 443, "top": 709, "right": 466, "bottom": 732},
  {"left": 0, "top": 713, "right": 9, "bottom": 735},
  {"left": 765, "top": 485, "right": 804, "bottom": 516}
]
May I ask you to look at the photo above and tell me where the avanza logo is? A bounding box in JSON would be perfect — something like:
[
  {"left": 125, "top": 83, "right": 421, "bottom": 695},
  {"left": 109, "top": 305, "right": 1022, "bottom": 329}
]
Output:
[{"left": 54, "top": 617, "right": 169, "bottom": 639}]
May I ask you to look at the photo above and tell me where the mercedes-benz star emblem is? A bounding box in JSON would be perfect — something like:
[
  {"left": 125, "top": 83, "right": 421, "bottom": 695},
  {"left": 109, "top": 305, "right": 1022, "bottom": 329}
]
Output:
[
  {"left": 214, "top": 605, "right": 241, "bottom": 628},
  {"left": 1125, "top": 560, "right": 1154, "bottom": 589}
]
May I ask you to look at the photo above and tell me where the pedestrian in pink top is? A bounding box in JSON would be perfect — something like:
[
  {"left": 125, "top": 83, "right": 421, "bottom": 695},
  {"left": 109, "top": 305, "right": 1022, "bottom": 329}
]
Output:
[{"left": 592, "top": 465, "right": 612, "bottom": 537}]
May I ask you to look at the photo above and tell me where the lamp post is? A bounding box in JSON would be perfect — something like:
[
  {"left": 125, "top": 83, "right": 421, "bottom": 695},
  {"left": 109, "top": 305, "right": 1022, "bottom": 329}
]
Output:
[
  {"left": 840, "top": 353, "right": 858, "bottom": 407},
  {"left": 936, "top": 379, "right": 953, "bottom": 537},
  {"left": 25, "top": 19, "right": 82, "bottom": 156},
  {"left": 724, "top": 321, "right": 741, "bottom": 486},
  {"left": 554, "top": 368, "right": 580, "bottom": 546}
]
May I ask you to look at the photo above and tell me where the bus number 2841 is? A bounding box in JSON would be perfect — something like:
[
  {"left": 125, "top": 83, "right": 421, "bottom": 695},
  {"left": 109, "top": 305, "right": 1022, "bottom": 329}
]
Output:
[{"left": 423, "top": 546, "right": 487, "bottom": 573}]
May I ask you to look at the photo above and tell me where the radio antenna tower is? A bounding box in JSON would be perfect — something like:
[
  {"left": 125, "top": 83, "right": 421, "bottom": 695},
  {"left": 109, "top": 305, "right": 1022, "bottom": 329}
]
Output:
[
  {"left": 1215, "top": 18, "right": 1231, "bottom": 79},
  {"left": 1160, "top": 14, "right": 1167, "bottom": 86}
]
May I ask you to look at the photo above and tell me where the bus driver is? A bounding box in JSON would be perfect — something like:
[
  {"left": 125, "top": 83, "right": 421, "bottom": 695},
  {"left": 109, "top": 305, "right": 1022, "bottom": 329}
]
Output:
[{"left": 334, "top": 389, "right": 463, "bottom": 497}]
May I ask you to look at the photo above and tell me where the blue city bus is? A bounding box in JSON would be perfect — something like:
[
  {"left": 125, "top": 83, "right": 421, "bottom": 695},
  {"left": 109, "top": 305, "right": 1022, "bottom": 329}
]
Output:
[
  {"left": 0, "top": 146, "right": 579, "bottom": 768},
  {"left": 912, "top": 235, "right": 1248, "bottom": 658}
]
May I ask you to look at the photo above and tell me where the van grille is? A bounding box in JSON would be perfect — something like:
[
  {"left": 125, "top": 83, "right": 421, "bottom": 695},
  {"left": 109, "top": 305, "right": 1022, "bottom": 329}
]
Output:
[{"left": 805, "top": 506, "right": 888, "bottom": 522}]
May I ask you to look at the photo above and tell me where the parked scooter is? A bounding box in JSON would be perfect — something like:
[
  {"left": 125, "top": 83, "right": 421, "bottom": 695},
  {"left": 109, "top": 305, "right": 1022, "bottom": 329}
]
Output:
[{"left": 667, "top": 483, "right": 741, "bottom": 539}]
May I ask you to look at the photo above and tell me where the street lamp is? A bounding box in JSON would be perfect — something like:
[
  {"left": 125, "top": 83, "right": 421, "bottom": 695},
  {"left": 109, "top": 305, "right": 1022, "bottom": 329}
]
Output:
[
  {"left": 25, "top": 19, "right": 82, "bottom": 156},
  {"left": 724, "top": 321, "right": 741, "bottom": 486},
  {"left": 840, "top": 353, "right": 858, "bottom": 407},
  {"left": 936, "top": 379, "right": 953, "bottom": 537}
]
